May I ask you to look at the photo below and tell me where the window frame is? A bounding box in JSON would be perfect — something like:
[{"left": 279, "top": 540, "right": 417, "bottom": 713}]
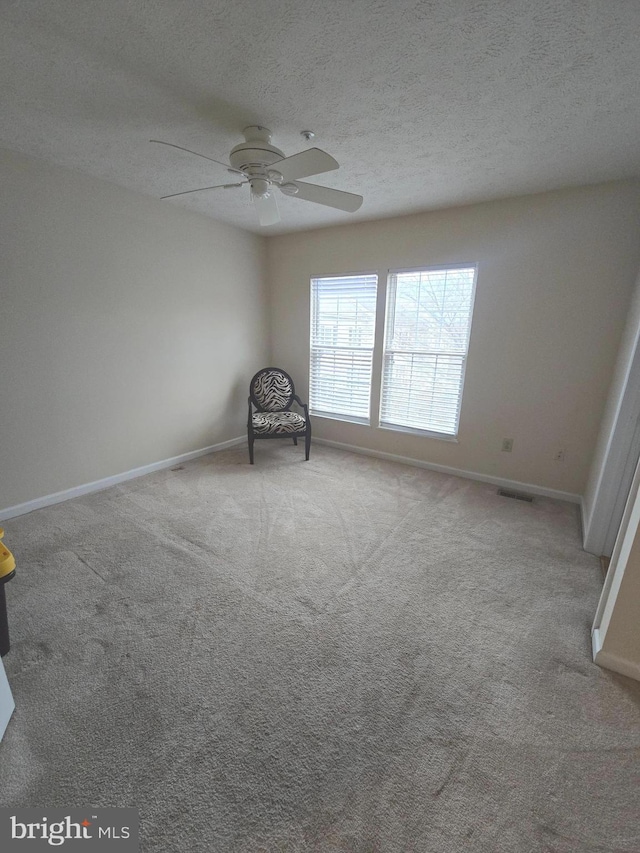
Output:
[
  {"left": 307, "top": 263, "right": 478, "bottom": 439},
  {"left": 308, "top": 271, "right": 379, "bottom": 426},
  {"left": 379, "top": 263, "right": 478, "bottom": 440}
]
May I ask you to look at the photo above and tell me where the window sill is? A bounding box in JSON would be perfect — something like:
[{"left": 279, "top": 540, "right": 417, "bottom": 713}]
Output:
[
  {"left": 378, "top": 423, "right": 459, "bottom": 443},
  {"left": 309, "top": 411, "right": 370, "bottom": 427}
]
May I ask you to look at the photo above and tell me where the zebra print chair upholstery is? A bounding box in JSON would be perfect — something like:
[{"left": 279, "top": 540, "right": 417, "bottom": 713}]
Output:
[{"left": 248, "top": 368, "right": 311, "bottom": 464}]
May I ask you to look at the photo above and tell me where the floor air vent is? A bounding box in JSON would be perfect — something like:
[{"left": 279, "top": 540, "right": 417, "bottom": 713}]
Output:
[{"left": 497, "top": 489, "right": 534, "bottom": 503}]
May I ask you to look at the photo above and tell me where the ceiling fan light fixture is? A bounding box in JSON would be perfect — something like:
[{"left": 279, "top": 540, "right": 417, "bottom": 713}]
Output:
[
  {"left": 250, "top": 178, "right": 271, "bottom": 198},
  {"left": 280, "top": 182, "right": 299, "bottom": 196}
]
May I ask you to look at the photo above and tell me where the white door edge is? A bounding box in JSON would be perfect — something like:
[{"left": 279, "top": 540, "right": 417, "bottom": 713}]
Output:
[{"left": 0, "top": 655, "right": 15, "bottom": 741}]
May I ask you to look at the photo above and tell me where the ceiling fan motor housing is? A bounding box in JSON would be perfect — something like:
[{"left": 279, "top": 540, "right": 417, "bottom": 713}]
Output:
[{"left": 229, "top": 126, "right": 285, "bottom": 176}]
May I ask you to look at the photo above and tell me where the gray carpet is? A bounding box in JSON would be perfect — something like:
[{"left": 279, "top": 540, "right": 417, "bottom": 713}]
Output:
[{"left": 1, "top": 444, "right": 639, "bottom": 852}]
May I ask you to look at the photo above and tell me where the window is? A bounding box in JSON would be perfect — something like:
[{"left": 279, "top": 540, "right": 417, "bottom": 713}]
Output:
[
  {"left": 309, "top": 274, "right": 378, "bottom": 422},
  {"left": 380, "top": 266, "right": 477, "bottom": 437}
]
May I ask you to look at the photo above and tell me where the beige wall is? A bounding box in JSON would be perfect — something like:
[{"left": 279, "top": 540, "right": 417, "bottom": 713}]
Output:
[
  {"left": 0, "top": 148, "right": 268, "bottom": 510},
  {"left": 2, "top": 157, "right": 639, "bottom": 510},
  {"left": 268, "top": 181, "right": 640, "bottom": 496}
]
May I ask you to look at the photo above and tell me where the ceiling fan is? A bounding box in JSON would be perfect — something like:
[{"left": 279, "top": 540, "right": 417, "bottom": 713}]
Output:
[{"left": 150, "top": 126, "right": 363, "bottom": 226}]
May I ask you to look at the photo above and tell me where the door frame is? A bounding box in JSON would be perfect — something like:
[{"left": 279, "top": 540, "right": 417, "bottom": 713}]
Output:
[{"left": 583, "top": 306, "right": 640, "bottom": 557}]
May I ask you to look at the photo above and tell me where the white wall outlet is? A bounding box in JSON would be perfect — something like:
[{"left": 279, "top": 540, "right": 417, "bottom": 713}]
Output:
[{"left": 502, "top": 438, "right": 514, "bottom": 452}]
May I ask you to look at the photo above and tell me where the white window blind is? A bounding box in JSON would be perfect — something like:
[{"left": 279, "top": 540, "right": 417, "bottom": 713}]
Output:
[
  {"left": 310, "top": 274, "right": 378, "bottom": 422},
  {"left": 381, "top": 266, "right": 477, "bottom": 436}
]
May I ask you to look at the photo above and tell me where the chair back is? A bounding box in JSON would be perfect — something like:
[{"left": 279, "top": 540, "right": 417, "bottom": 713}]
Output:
[{"left": 250, "top": 368, "right": 295, "bottom": 412}]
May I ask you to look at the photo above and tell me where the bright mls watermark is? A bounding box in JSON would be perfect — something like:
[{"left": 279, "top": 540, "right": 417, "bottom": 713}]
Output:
[{"left": 0, "top": 809, "right": 138, "bottom": 850}]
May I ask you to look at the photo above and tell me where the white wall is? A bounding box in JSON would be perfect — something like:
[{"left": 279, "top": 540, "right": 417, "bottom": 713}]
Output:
[
  {"left": 267, "top": 181, "right": 640, "bottom": 496},
  {"left": 0, "top": 148, "right": 268, "bottom": 511}
]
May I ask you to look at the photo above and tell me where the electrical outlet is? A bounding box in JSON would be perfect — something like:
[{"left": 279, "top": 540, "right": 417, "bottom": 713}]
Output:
[
  {"left": 502, "top": 438, "right": 514, "bottom": 452},
  {"left": 555, "top": 449, "right": 566, "bottom": 462}
]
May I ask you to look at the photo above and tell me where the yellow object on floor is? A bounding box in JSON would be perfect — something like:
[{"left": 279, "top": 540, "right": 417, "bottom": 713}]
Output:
[{"left": 0, "top": 530, "right": 15, "bottom": 581}]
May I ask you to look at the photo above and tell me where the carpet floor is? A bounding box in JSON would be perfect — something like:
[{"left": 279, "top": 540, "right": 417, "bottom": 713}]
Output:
[{"left": 1, "top": 444, "right": 639, "bottom": 852}]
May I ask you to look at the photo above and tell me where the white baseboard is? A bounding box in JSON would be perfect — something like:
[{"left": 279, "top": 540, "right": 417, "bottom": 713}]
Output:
[
  {"left": 593, "top": 638, "right": 640, "bottom": 683},
  {"left": 579, "top": 496, "right": 588, "bottom": 548},
  {"left": 314, "top": 438, "right": 582, "bottom": 504},
  {"left": 1, "top": 434, "right": 581, "bottom": 521},
  {"left": 0, "top": 436, "right": 246, "bottom": 522}
]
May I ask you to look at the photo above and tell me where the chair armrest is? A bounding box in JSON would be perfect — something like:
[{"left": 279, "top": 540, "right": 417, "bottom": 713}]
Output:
[{"left": 292, "top": 395, "right": 310, "bottom": 421}]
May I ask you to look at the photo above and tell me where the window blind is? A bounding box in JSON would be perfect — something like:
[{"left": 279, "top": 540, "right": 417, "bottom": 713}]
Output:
[
  {"left": 310, "top": 274, "right": 378, "bottom": 421},
  {"left": 380, "top": 266, "right": 476, "bottom": 436}
]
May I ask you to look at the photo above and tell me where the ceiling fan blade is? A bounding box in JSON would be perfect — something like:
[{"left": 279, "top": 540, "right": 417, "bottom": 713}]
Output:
[
  {"left": 271, "top": 148, "right": 339, "bottom": 182},
  {"left": 252, "top": 191, "right": 280, "bottom": 226},
  {"left": 150, "top": 140, "right": 244, "bottom": 175},
  {"left": 160, "top": 182, "right": 246, "bottom": 200},
  {"left": 290, "top": 181, "right": 363, "bottom": 212}
]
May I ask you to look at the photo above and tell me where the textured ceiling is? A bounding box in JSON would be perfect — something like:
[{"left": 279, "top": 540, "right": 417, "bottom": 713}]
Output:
[{"left": 1, "top": 0, "right": 640, "bottom": 234}]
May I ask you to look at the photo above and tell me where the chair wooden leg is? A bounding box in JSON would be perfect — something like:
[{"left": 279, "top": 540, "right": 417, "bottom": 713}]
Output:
[
  {"left": 305, "top": 432, "right": 311, "bottom": 461},
  {"left": 293, "top": 436, "right": 298, "bottom": 445},
  {"left": 249, "top": 437, "right": 254, "bottom": 464}
]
